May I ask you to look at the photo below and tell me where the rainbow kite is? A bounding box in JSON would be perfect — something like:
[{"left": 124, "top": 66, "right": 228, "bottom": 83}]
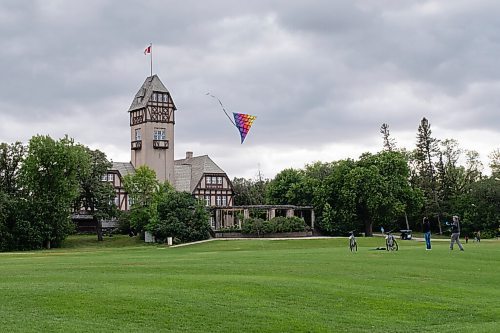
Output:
[
  {"left": 206, "top": 93, "right": 257, "bottom": 144},
  {"left": 233, "top": 113, "right": 257, "bottom": 144}
]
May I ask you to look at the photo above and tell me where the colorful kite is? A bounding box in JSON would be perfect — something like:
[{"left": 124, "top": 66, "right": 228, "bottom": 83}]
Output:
[{"left": 206, "top": 93, "right": 257, "bottom": 143}]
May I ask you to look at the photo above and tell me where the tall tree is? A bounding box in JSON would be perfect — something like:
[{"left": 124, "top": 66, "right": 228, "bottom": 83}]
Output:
[
  {"left": 74, "top": 147, "right": 116, "bottom": 241},
  {"left": 266, "top": 168, "right": 307, "bottom": 206},
  {"left": 414, "top": 117, "right": 442, "bottom": 233},
  {"left": 0, "top": 142, "right": 25, "bottom": 194},
  {"left": 347, "top": 151, "right": 423, "bottom": 236},
  {"left": 20, "top": 135, "right": 83, "bottom": 248},
  {"left": 232, "top": 176, "right": 269, "bottom": 206},
  {"left": 380, "top": 123, "right": 396, "bottom": 152},
  {"left": 489, "top": 148, "right": 500, "bottom": 177},
  {"left": 123, "top": 165, "right": 159, "bottom": 233}
]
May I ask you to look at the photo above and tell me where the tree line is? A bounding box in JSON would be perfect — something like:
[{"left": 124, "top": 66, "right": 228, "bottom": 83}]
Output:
[
  {"left": 1, "top": 117, "right": 498, "bottom": 251},
  {"left": 233, "top": 118, "right": 500, "bottom": 237}
]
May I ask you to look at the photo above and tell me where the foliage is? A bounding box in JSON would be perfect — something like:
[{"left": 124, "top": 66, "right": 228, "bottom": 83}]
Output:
[
  {"left": 266, "top": 168, "right": 307, "bottom": 205},
  {"left": 380, "top": 123, "right": 396, "bottom": 151},
  {"left": 489, "top": 148, "right": 500, "bottom": 177},
  {"left": 152, "top": 190, "right": 211, "bottom": 243},
  {"left": 0, "top": 142, "right": 25, "bottom": 194},
  {"left": 123, "top": 165, "right": 159, "bottom": 232},
  {"left": 232, "top": 176, "right": 269, "bottom": 205},
  {"left": 451, "top": 177, "right": 500, "bottom": 237},
  {"left": 73, "top": 147, "right": 116, "bottom": 241},
  {"left": 216, "top": 225, "right": 242, "bottom": 233},
  {"left": 241, "top": 216, "right": 308, "bottom": 235},
  {"left": 19, "top": 135, "right": 83, "bottom": 249}
]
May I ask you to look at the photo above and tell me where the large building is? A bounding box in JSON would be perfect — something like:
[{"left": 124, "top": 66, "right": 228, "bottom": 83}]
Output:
[{"left": 105, "top": 75, "right": 234, "bottom": 212}]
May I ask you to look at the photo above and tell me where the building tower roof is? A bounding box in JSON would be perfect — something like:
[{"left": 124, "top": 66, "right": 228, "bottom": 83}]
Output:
[{"left": 128, "top": 75, "right": 176, "bottom": 112}]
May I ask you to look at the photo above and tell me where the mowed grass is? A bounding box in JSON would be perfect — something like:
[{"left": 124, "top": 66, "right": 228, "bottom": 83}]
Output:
[{"left": 0, "top": 235, "right": 499, "bottom": 333}]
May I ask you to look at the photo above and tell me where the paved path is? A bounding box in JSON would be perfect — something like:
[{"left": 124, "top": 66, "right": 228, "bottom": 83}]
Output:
[{"left": 169, "top": 234, "right": 472, "bottom": 248}]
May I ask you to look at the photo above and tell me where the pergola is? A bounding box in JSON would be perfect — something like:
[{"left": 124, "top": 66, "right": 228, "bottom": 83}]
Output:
[{"left": 211, "top": 205, "right": 315, "bottom": 230}]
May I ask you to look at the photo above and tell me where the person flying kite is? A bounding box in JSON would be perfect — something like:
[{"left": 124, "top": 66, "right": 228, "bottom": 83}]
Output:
[{"left": 206, "top": 93, "right": 257, "bottom": 144}]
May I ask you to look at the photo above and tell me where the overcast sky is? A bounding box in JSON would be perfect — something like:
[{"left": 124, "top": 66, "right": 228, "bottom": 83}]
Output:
[{"left": 1, "top": 0, "right": 498, "bottom": 179}]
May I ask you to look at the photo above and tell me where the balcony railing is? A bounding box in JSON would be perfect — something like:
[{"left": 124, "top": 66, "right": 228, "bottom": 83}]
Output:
[
  {"left": 131, "top": 140, "right": 142, "bottom": 150},
  {"left": 153, "top": 140, "right": 169, "bottom": 149}
]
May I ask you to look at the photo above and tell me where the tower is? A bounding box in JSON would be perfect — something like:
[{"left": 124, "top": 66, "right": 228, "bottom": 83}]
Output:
[{"left": 128, "top": 75, "right": 177, "bottom": 184}]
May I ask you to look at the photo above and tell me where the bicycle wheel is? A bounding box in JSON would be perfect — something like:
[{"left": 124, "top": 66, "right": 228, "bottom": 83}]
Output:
[
  {"left": 393, "top": 240, "right": 398, "bottom": 251},
  {"left": 385, "top": 239, "right": 390, "bottom": 251},
  {"left": 354, "top": 241, "right": 357, "bottom": 251}
]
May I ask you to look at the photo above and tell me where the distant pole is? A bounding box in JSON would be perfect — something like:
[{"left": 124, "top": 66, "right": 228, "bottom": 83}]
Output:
[{"left": 150, "top": 43, "right": 153, "bottom": 77}]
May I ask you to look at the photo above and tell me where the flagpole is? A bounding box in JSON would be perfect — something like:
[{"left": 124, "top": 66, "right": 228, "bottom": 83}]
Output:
[{"left": 150, "top": 43, "right": 153, "bottom": 77}]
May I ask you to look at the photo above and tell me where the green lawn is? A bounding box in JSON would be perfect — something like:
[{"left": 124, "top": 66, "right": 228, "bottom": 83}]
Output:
[{"left": 0, "top": 235, "right": 499, "bottom": 332}]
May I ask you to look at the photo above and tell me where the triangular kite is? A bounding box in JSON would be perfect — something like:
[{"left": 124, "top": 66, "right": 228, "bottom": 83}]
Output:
[
  {"left": 206, "top": 93, "right": 257, "bottom": 144},
  {"left": 233, "top": 113, "right": 257, "bottom": 144}
]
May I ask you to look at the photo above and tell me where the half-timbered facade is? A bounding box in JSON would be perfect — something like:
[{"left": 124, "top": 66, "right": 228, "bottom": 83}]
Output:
[
  {"left": 174, "top": 152, "right": 234, "bottom": 207},
  {"left": 105, "top": 162, "right": 135, "bottom": 211},
  {"left": 129, "top": 75, "right": 176, "bottom": 184}
]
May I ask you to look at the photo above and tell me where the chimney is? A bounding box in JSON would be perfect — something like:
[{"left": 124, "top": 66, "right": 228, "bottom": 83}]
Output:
[{"left": 186, "top": 151, "right": 193, "bottom": 159}]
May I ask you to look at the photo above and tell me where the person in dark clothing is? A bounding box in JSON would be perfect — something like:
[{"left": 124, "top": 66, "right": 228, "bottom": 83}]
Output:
[
  {"left": 423, "top": 217, "right": 431, "bottom": 250},
  {"left": 450, "top": 215, "right": 464, "bottom": 251}
]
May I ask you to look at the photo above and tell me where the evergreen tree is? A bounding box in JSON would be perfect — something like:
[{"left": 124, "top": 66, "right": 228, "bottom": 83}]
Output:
[
  {"left": 380, "top": 123, "right": 396, "bottom": 152},
  {"left": 414, "top": 117, "right": 442, "bottom": 233}
]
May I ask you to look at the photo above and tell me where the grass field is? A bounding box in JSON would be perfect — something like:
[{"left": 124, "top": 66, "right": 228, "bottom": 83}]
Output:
[{"left": 0, "top": 235, "right": 499, "bottom": 332}]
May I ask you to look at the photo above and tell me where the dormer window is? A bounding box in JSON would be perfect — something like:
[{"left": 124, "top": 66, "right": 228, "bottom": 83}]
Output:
[
  {"left": 163, "top": 94, "right": 168, "bottom": 102},
  {"left": 152, "top": 93, "right": 157, "bottom": 101}
]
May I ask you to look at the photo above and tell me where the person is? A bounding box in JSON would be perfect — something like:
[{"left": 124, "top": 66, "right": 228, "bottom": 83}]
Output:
[
  {"left": 465, "top": 235, "right": 469, "bottom": 244},
  {"left": 423, "top": 217, "right": 431, "bottom": 250},
  {"left": 450, "top": 215, "right": 464, "bottom": 251},
  {"left": 476, "top": 230, "right": 481, "bottom": 242}
]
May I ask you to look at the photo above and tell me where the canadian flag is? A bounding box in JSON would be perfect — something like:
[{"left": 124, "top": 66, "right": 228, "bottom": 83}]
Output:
[{"left": 144, "top": 45, "right": 151, "bottom": 55}]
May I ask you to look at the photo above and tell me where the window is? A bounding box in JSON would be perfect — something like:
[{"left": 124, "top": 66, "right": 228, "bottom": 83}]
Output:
[
  {"left": 222, "top": 196, "right": 227, "bottom": 206},
  {"left": 135, "top": 128, "right": 141, "bottom": 141},
  {"left": 212, "top": 176, "right": 217, "bottom": 184},
  {"left": 101, "top": 174, "right": 107, "bottom": 181},
  {"left": 114, "top": 196, "right": 119, "bottom": 206},
  {"left": 152, "top": 93, "right": 157, "bottom": 101},
  {"left": 206, "top": 176, "right": 211, "bottom": 184},
  {"left": 205, "top": 195, "right": 210, "bottom": 206},
  {"left": 163, "top": 94, "right": 168, "bottom": 102},
  {"left": 107, "top": 174, "right": 114, "bottom": 182},
  {"left": 153, "top": 128, "right": 166, "bottom": 140},
  {"left": 217, "top": 176, "right": 223, "bottom": 184},
  {"left": 216, "top": 196, "right": 222, "bottom": 206}
]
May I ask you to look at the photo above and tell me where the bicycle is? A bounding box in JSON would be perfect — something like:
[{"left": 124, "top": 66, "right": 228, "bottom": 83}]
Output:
[
  {"left": 385, "top": 231, "right": 398, "bottom": 251},
  {"left": 348, "top": 231, "right": 357, "bottom": 252}
]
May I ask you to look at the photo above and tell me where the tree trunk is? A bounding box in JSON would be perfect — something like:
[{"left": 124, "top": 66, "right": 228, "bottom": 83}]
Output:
[
  {"left": 96, "top": 216, "right": 103, "bottom": 241},
  {"left": 364, "top": 219, "right": 373, "bottom": 237},
  {"left": 91, "top": 203, "right": 103, "bottom": 242},
  {"left": 404, "top": 212, "right": 410, "bottom": 230}
]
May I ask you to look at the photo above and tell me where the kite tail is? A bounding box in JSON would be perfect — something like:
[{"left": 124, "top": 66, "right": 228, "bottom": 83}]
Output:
[{"left": 206, "top": 93, "right": 236, "bottom": 127}]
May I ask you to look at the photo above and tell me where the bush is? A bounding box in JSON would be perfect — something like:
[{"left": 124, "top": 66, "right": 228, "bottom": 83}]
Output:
[
  {"left": 241, "top": 216, "right": 308, "bottom": 235},
  {"left": 152, "top": 191, "right": 211, "bottom": 243},
  {"left": 217, "top": 225, "right": 242, "bottom": 233}
]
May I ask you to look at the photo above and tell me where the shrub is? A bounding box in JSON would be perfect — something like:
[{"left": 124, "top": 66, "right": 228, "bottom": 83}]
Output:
[
  {"left": 152, "top": 191, "right": 211, "bottom": 243},
  {"left": 241, "top": 216, "right": 308, "bottom": 235},
  {"left": 217, "top": 225, "right": 242, "bottom": 233}
]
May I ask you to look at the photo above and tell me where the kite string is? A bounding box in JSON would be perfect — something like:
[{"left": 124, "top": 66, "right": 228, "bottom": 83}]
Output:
[{"left": 206, "top": 93, "right": 236, "bottom": 127}]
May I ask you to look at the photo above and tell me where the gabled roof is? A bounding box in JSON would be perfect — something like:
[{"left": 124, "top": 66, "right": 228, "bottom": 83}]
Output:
[
  {"left": 128, "top": 75, "right": 175, "bottom": 112},
  {"left": 174, "top": 155, "right": 226, "bottom": 192},
  {"left": 110, "top": 162, "right": 135, "bottom": 178}
]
